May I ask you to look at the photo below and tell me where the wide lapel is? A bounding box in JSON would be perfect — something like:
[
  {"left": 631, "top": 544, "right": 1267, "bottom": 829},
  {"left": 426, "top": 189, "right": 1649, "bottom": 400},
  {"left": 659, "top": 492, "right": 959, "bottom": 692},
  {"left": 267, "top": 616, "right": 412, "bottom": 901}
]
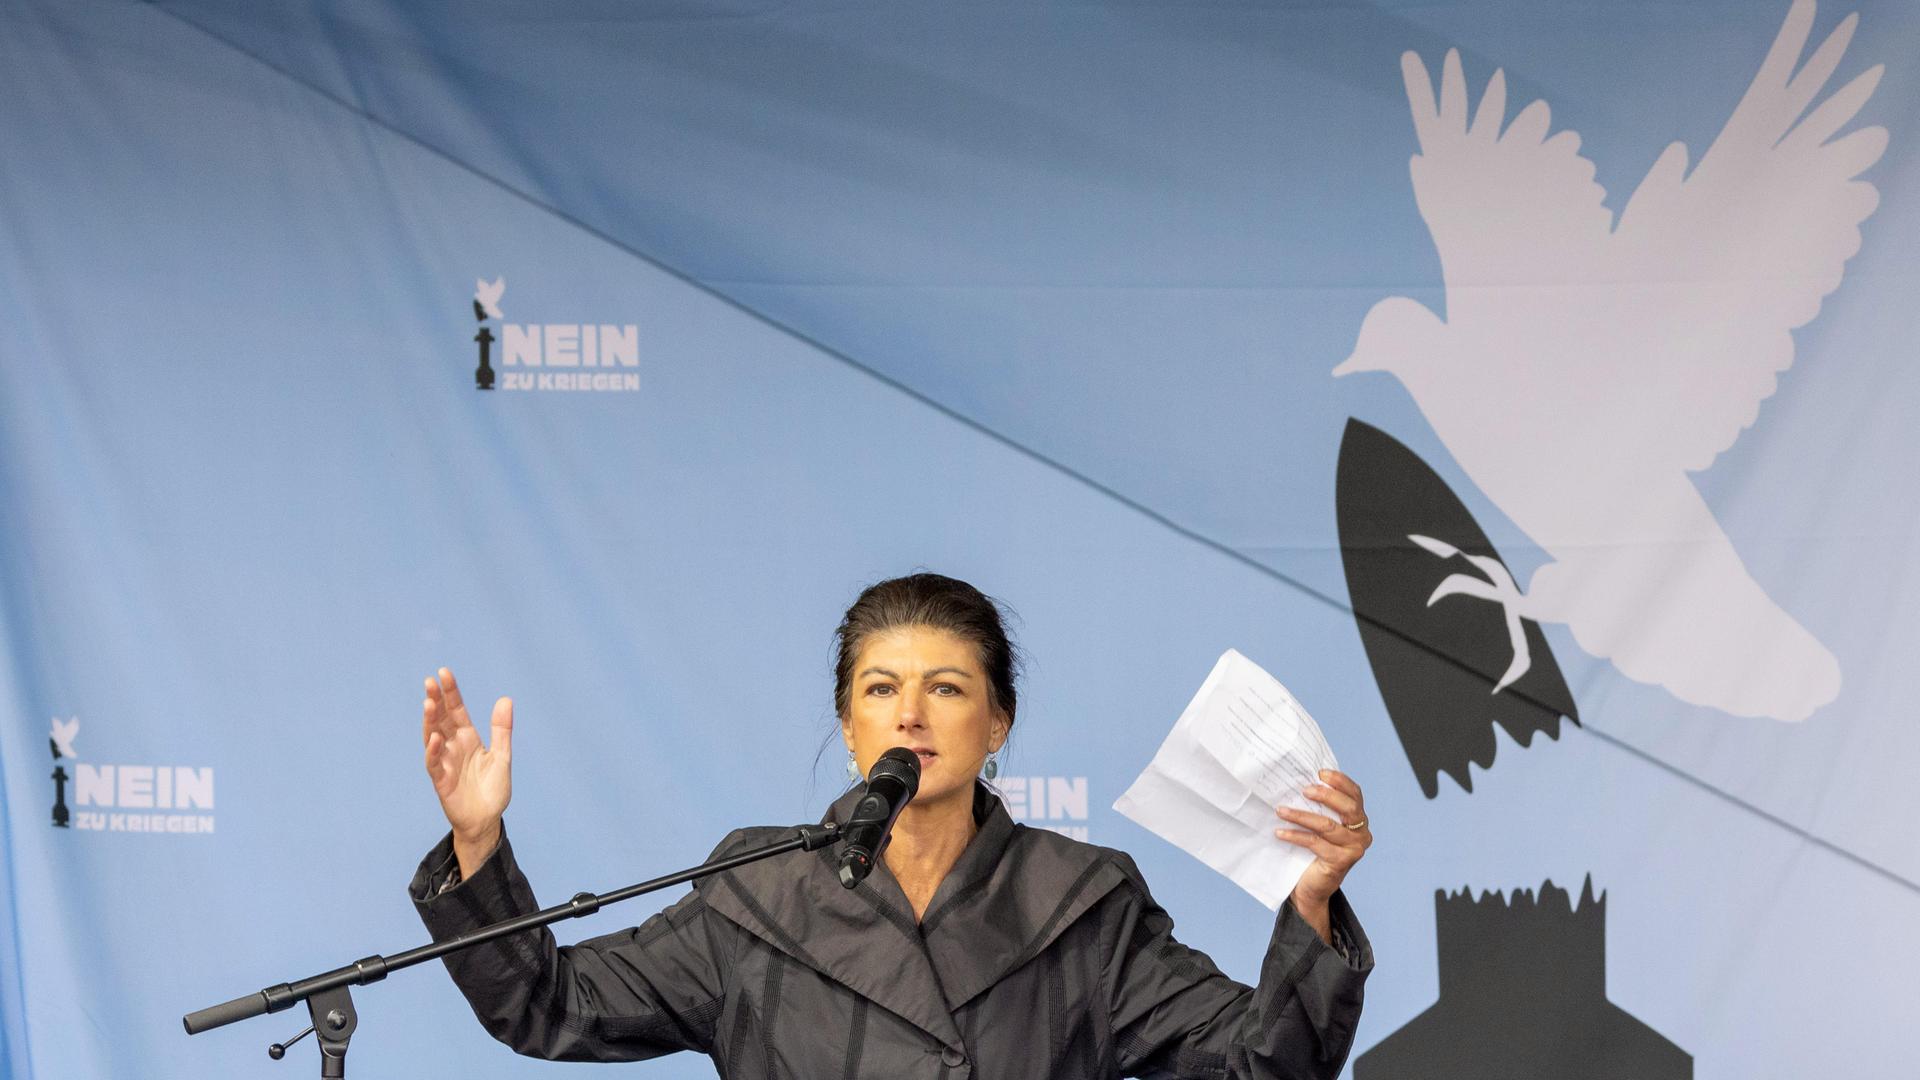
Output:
[
  {"left": 697, "top": 787, "right": 966, "bottom": 1052},
  {"left": 918, "top": 785, "right": 1129, "bottom": 1011}
]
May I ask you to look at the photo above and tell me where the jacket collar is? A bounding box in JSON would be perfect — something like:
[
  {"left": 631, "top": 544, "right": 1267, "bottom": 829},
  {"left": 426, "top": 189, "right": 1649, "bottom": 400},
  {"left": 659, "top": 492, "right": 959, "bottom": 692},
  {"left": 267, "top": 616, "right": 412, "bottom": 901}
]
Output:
[{"left": 697, "top": 782, "right": 1127, "bottom": 1051}]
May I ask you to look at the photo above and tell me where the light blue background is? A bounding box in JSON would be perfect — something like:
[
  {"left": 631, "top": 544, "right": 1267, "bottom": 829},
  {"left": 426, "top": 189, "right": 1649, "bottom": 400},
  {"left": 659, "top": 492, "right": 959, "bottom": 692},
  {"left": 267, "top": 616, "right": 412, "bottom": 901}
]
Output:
[{"left": 3, "top": 1, "right": 1915, "bottom": 1076}]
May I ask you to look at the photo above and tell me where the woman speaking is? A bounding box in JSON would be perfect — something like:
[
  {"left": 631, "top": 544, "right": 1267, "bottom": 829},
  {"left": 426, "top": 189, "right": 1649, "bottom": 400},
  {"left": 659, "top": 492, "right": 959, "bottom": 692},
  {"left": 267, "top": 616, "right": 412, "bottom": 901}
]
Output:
[{"left": 410, "top": 573, "right": 1373, "bottom": 1078}]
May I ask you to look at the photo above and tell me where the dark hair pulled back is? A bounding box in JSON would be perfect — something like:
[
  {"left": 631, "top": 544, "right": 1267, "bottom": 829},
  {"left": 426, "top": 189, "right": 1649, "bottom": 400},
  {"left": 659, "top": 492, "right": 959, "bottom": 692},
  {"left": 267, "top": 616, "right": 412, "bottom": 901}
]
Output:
[{"left": 833, "top": 573, "right": 1021, "bottom": 725}]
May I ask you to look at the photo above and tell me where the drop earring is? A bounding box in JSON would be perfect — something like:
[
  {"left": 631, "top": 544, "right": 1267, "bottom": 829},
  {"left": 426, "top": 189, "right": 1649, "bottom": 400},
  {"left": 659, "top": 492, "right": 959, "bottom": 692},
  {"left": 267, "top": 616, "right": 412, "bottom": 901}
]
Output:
[
  {"left": 983, "top": 753, "right": 1000, "bottom": 781},
  {"left": 846, "top": 750, "right": 861, "bottom": 783}
]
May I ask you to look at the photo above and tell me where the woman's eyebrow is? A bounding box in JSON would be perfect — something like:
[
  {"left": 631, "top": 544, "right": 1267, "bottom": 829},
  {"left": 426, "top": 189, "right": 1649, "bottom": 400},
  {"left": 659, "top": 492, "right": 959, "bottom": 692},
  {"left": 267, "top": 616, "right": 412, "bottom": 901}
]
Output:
[
  {"left": 922, "top": 666, "right": 973, "bottom": 680},
  {"left": 857, "top": 666, "right": 899, "bottom": 680}
]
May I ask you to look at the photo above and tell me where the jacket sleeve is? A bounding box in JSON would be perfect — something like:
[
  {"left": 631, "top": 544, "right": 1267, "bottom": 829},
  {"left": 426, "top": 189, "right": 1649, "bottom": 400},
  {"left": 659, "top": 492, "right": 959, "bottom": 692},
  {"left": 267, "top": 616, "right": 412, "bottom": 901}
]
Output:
[
  {"left": 1104, "top": 857, "right": 1372, "bottom": 1080},
  {"left": 408, "top": 825, "right": 730, "bottom": 1063}
]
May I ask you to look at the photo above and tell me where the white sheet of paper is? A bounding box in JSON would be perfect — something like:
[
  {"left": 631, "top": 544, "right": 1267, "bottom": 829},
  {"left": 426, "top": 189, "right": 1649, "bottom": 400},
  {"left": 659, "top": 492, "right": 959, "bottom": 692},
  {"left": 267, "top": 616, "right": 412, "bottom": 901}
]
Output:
[{"left": 1113, "top": 649, "right": 1340, "bottom": 910}]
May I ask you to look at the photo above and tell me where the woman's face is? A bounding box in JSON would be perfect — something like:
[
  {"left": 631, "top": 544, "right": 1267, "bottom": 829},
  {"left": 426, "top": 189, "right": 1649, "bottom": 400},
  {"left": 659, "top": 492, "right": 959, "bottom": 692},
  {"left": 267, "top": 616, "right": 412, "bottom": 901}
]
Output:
[{"left": 841, "top": 625, "right": 1009, "bottom": 811}]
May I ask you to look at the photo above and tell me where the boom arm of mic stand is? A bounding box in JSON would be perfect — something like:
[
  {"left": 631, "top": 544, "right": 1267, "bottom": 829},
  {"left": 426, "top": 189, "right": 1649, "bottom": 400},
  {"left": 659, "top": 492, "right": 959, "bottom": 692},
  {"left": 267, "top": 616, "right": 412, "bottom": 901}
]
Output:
[{"left": 183, "top": 821, "right": 843, "bottom": 1074}]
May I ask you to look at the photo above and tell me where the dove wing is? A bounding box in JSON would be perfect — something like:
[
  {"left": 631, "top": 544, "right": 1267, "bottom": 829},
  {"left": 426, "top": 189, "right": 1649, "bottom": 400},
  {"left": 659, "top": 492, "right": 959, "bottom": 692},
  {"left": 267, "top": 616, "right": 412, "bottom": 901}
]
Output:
[
  {"left": 1400, "top": 48, "right": 1614, "bottom": 317},
  {"left": 1608, "top": 0, "right": 1886, "bottom": 472}
]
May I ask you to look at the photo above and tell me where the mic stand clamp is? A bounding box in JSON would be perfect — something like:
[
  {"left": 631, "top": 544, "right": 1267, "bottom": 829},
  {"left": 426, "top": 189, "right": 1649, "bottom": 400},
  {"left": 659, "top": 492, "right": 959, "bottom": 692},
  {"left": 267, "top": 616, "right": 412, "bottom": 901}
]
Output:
[{"left": 268, "top": 985, "right": 355, "bottom": 1078}]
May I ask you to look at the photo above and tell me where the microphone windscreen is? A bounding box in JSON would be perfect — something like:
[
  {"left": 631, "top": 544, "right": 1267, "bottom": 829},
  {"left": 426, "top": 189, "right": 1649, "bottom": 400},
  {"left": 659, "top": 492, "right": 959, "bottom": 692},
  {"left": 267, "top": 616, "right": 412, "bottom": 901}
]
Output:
[{"left": 871, "top": 746, "right": 922, "bottom": 798}]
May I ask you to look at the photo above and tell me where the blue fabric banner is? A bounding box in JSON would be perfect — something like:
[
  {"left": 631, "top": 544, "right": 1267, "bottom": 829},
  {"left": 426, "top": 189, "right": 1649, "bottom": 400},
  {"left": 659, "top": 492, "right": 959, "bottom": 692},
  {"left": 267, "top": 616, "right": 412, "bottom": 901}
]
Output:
[{"left": 3, "top": 1, "right": 1916, "bottom": 1076}]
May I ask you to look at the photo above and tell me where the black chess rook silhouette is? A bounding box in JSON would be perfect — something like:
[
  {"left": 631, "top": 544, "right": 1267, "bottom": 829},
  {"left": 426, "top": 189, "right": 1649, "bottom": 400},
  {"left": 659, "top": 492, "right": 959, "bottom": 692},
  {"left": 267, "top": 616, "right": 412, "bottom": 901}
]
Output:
[{"left": 1356, "top": 879, "right": 1690, "bottom": 1079}]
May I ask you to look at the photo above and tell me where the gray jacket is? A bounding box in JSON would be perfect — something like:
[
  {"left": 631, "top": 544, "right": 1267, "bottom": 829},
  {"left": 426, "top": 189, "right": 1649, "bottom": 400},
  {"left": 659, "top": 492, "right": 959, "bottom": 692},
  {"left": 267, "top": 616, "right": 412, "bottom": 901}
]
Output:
[{"left": 410, "top": 784, "right": 1371, "bottom": 1078}]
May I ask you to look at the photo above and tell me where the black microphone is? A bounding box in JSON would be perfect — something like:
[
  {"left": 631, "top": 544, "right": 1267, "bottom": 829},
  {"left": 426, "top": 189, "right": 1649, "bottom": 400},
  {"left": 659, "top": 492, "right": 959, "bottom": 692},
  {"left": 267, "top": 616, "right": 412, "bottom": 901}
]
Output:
[{"left": 837, "top": 747, "right": 921, "bottom": 888}]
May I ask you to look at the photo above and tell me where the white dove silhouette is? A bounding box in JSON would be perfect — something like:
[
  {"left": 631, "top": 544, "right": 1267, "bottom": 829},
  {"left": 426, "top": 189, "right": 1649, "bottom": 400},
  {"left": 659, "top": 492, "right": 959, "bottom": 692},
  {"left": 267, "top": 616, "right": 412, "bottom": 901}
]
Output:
[
  {"left": 50, "top": 716, "right": 79, "bottom": 759},
  {"left": 1335, "top": 0, "right": 1884, "bottom": 721},
  {"left": 475, "top": 277, "right": 506, "bottom": 321}
]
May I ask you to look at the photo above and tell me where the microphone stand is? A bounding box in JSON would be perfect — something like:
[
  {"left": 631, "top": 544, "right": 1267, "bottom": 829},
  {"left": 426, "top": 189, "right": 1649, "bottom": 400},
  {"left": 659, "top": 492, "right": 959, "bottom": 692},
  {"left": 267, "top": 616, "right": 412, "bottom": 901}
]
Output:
[{"left": 183, "top": 821, "right": 843, "bottom": 1078}]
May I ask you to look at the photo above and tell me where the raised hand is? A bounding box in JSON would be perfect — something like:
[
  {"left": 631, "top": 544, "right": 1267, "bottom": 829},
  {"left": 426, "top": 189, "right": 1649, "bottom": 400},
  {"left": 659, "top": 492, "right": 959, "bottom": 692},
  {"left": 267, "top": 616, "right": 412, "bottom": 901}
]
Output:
[
  {"left": 1275, "top": 769, "right": 1372, "bottom": 945},
  {"left": 421, "top": 667, "right": 513, "bottom": 876}
]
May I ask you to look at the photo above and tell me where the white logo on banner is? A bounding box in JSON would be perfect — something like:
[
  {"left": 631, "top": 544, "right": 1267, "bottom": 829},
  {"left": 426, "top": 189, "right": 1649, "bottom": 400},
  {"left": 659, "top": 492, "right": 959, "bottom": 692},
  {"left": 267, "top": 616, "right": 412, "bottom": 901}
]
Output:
[
  {"left": 48, "top": 716, "right": 217, "bottom": 834},
  {"left": 999, "top": 776, "right": 1091, "bottom": 841},
  {"left": 1336, "top": 0, "right": 1884, "bottom": 721},
  {"left": 472, "top": 276, "right": 640, "bottom": 393},
  {"left": 475, "top": 276, "right": 506, "bottom": 320},
  {"left": 50, "top": 715, "right": 79, "bottom": 758}
]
